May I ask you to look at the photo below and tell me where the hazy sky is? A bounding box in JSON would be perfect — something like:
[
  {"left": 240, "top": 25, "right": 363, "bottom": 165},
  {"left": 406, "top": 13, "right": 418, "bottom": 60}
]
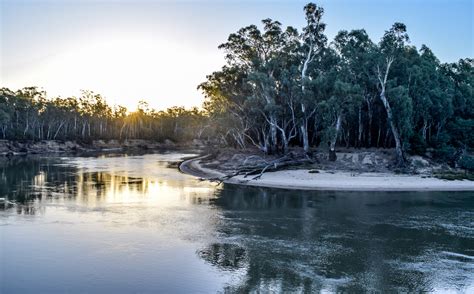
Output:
[{"left": 1, "top": 0, "right": 473, "bottom": 110}]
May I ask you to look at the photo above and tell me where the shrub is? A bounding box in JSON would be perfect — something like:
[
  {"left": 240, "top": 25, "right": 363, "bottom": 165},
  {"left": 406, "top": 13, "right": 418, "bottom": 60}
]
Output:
[
  {"left": 433, "top": 144, "right": 456, "bottom": 163},
  {"left": 458, "top": 155, "right": 474, "bottom": 171},
  {"left": 409, "top": 133, "right": 427, "bottom": 155}
]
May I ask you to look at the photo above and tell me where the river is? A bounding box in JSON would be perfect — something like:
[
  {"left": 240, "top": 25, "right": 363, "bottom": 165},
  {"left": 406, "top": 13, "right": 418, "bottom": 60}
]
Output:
[{"left": 0, "top": 152, "right": 473, "bottom": 293}]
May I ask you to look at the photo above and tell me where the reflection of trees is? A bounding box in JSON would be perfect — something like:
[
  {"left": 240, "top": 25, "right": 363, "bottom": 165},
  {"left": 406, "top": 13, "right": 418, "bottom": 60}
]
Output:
[
  {"left": 197, "top": 243, "right": 247, "bottom": 271},
  {"left": 14, "top": 204, "right": 40, "bottom": 215},
  {"left": 204, "top": 185, "right": 474, "bottom": 292},
  {"left": 0, "top": 156, "right": 76, "bottom": 215},
  {"left": 1, "top": 156, "right": 156, "bottom": 215},
  {"left": 75, "top": 172, "right": 146, "bottom": 204},
  {"left": 1, "top": 155, "right": 218, "bottom": 216}
]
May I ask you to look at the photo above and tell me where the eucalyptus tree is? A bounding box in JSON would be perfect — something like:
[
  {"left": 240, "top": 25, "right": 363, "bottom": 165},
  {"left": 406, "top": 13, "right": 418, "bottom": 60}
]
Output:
[
  {"left": 13, "top": 87, "right": 45, "bottom": 139},
  {"left": 441, "top": 58, "right": 474, "bottom": 149},
  {"left": 217, "top": 21, "right": 279, "bottom": 152},
  {"left": 407, "top": 45, "right": 453, "bottom": 151},
  {"left": 256, "top": 23, "right": 301, "bottom": 153},
  {"left": 0, "top": 88, "right": 15, "bottom": 138},
  {"left": 205, "top": 18, "right": 302, "bottom": 153},
  {"left": 3, "top": 2, "right": 471, "bottom": 168},
  {"left": 199, "top": 65, "right": 256, "bottom": 149},
  {"left": 299, "top": 2, "right": 326, "bottom": 153},
  {"left": 334, "top": 29, "right": 377, "bottom": 145},
  {"left": 332, "top": 29, "right": 374, "bottom": 148},
  {"left": 375, "top": 23, "right": 411, "bottom": 166}
]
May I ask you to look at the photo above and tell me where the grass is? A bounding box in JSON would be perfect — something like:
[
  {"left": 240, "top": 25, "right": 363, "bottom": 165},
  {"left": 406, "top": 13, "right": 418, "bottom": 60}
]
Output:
[{"left": 433, "top": 171, "right": 474, "bottom": 181}]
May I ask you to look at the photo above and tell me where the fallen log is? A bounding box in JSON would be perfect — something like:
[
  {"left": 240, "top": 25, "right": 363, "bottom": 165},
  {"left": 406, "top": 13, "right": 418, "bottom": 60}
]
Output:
[{"left": 216, "top": 152, "right": 315, "bottom": 182}]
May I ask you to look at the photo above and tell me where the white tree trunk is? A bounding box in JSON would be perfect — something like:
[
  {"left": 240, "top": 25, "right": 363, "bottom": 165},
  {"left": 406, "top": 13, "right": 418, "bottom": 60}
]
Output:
[
  {"left": 328, "top": 114, "right": 342, "bottom": 161},
  {"left": 330, "top": 114, "right": 342, "bottom": 152},
  {"left": 53, "top": 122, "right": 65, "bottom": 139},
  {"left": 366, "top": 96, "right": 373, "bottom": 147},
  {"left": 300, "top": 121, "right": 309, "bottom": 153},
  {"left": 377, "top": 58, "right": 404, "bottom": 166},
  {"left": 380, "top": 90, "right": 404, "bottom": 165},
  {"left": 299, "top": 45, "right": 313, "bottom": 154},
  {"left": 422, "top": 119, "right": 428, "bottom": 141}
]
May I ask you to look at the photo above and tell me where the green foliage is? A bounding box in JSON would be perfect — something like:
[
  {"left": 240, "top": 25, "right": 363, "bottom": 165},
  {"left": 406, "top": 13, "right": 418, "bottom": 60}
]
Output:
[
  {"left": 458, "top": 155, "right": 474, "bottom": 171},
  {"left": 433, "top": 144, "right": 457, "bottom": 163},
  {"left": 197, "top": 2, "right": 472, "bottom": 163},
  {"left": 409, "top": 134, "right": 427, "bottom": 155},
  {"left": 434, "top": 171, "right": 474, "bottom": 181},
  {"left": 3, "top": 3, "right": 472, "bottom": 165},
  {"left": 0, "top": 87, "right": 209, "bottom": 143},
  {"left": 447, "top": 118, "right": 474, "bottom": 147},
  {"left": 387, "top": 85, "right": 413, "bottom": 143}
]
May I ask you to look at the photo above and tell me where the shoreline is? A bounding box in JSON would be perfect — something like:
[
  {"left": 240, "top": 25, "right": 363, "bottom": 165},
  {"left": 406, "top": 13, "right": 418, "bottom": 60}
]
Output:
[
  {"left": 0, "top": 139, "right": 201, "bottom": 157},
  {"left": 179, "top": 156, "right": 474, "bottom": 192}
]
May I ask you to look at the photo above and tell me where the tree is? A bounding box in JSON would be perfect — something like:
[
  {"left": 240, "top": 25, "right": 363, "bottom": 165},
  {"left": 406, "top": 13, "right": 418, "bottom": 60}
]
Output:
[
  {"left": 198, "top": 3, "right": 472, "bottom": 167},
  {"left": 299, "top": 2, "right": 326, "bottom": 153},
  {"left": 376, "top": 23, "right": 411, "bottom": 166}
]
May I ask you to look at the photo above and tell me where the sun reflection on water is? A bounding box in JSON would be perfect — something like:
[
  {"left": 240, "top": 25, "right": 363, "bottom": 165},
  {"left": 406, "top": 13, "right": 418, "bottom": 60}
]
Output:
[
  {"left": 1, "top": 153, "right": 220, "bottom": 216},
  {"left": 1, "top": 153, "right": 472, "bottom": 293}
]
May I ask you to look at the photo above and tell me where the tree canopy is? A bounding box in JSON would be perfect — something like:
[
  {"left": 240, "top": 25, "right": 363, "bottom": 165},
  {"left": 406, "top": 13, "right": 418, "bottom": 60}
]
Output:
[
  {"left": 199, "top": 2, "right": 473, "bottom": 165},
  {"left": 0, "top": 87, "right": 210, "bottom": 144},
  {"left": 1, "top": 2, "right": 472, "bottom": 167}
]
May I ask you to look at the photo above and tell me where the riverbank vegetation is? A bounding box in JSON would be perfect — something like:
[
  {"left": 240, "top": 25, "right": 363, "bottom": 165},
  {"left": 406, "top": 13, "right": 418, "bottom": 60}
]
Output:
[
  {"left": 0, "top": 87, "right": 209, "bottom": 144},
  {"left": 199, "top": 3, "right": 473, "bottom": 169},
  {"left": 1, "top": 2, "right": 472, "bottom": 171}
]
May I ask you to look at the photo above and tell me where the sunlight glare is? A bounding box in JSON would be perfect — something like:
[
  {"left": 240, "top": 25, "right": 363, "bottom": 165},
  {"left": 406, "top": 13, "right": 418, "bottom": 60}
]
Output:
[{"left": 22, "top": 34, "right": 208, "bottom": 110}]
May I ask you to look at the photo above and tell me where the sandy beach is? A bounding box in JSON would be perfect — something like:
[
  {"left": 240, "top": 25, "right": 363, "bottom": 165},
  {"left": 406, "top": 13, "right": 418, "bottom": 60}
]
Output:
[{"left": 180, "top": 156, "right": 474, "bottom": 191}]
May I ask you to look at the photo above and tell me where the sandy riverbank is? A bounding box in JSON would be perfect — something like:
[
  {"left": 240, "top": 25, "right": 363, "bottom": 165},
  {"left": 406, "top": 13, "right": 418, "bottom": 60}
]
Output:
[{"left": 180, "top": 156, "right": 474, "bottom": 191}]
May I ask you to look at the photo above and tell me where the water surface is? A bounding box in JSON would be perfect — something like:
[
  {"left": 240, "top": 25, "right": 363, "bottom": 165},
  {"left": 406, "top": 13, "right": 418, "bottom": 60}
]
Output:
[{"left": 1, "top": 152, "right": 473, "bottom": 293}]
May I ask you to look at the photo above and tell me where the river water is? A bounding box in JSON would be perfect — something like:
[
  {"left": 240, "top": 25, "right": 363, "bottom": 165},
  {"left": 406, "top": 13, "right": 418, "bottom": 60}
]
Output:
[{"left": 0, "top": 152, "right": 473, "bottom": 293}]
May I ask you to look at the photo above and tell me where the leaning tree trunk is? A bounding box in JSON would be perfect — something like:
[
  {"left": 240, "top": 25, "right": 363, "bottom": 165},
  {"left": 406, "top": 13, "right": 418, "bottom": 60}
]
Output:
[
  {"left": 53, "top": 122, "right": 65, "bottom": 140},
  {"left": 329, "top": 114, "right": 342, "bottom": 161},
  {"left": 377, "top": 58, "right": 404, "bottom": 166},
  {"left": 379, "top": 90, "right": 404, "bottom": 166}
]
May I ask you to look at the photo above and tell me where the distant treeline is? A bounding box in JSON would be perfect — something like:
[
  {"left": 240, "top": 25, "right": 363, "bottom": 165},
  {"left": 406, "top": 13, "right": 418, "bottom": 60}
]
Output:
[
  {"left": 0, "top": 87, "right": 209, "bottom": 143},
  {"left": 198, "top": 3, "right": 473, "bottom": 166},
  {"left": 1, "top": 2, "right": 473, "bottom": 168}
]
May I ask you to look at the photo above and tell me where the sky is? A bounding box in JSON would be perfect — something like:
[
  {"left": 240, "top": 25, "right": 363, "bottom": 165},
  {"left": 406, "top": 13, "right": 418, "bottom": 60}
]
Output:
[{"left": 1, "top": 0, "right": 473, "bottom": 111}]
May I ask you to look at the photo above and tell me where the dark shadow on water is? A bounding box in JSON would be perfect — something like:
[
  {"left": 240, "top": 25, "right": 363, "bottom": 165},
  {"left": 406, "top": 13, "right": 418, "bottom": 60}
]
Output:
[
  {"left": 197, "top": 243, "right": 248, "bottom": 271},
  {"left": 1, "top": 155, "right": 473, "bottom": 292},
  {"left": 204, "top": 185, "right": 474, "bottom": 292}
]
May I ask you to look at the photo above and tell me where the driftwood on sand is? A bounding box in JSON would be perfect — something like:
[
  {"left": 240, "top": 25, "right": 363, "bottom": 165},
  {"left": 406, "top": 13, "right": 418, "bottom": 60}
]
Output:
[{"left": 209, "top": 151, "right": 315, "bottom": 182}]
